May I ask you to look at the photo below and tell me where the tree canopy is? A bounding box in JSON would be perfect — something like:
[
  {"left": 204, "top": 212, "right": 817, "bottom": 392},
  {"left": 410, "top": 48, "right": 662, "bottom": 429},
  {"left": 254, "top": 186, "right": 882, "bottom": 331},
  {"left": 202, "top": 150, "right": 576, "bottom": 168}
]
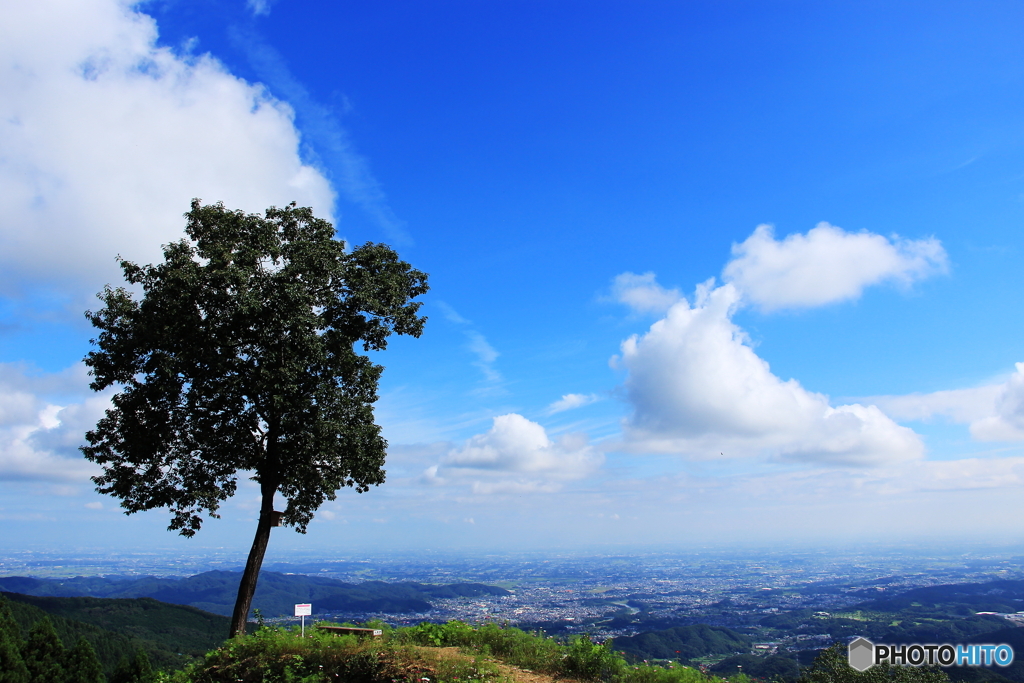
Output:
[{"left": 81, "top": 200, "right": 428, "bottom": 635}]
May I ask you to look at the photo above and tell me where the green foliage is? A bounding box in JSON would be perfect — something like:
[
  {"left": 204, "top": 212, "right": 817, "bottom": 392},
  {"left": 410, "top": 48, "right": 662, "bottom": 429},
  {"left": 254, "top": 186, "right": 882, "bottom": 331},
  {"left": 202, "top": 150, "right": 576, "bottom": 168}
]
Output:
[
  {"left": 711, "top": 654, "right": 800, "bottom": 681},
  {"left": 0, "top": 598, "right": 29, "bottom": 683},
  {"left": 2, "top": 591, "right": 227, "bottom": 674},
  {"left": 147, "top": 619, "right": 758, "bottom": 683},
  {"left": 173, "top": 625, "right": 502, "bottom": 683},
  {"left": 563, "top": 634, "right": 625, "bottom": 681},
  {"left": 400, "top": 621, "right": 563, "bottom": 672},
  {"left": 22, "top": 617, "right": 66, "bottom": 683},
  {"left": 81, "top": 200, "right": 428, "bottom": 634},
  {"left": 614, "top": 625, "right": 751, "bottom": 663},
  {"left": 110, "top": 649, "right": 158, "bottom": 683},
  {"left": 614, "top": 663, "right": 711, "bottom": 683},
  {"left": 65, "top": 638, "right": 105, "bottom": 683},
  {"left": 798, "top": 644, "right": 950, "bottom": 683},
  {"left": 3, "top": 593, "right": 229, "bottom": 656},
  {"left": 82, "top": 200, "right": 429, "bottom": 535}
]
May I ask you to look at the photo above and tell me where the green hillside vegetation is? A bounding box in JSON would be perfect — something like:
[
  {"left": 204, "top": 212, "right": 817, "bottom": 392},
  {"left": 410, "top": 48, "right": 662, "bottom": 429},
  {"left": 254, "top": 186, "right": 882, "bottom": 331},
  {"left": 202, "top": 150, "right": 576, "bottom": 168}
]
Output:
[
  {"left": 859, "top": 582, "right": 1024, "bottom": 615},
  {"left": 612, "top": 625, "right": 751, "bottom": 663},
  {"left": 711, "top": 654, "right": 800, "bottom": 681},
  {"left": 799, "top": 644, "right": 948, "bottom": 683},
  {"left": 158, "top": 619, "right": 951, "bottom": 683},
  {"left": 1, "top": 586, "right": 959, "bottom": 683},
  {"left": 1, "top": 595, "right": 158, "bottom": 682},
  {"left": 0, "top": 572, "right": 508, "bottom": 618},
  {"left": 166, "top": 619, "right": 717, "bottom": 683},
  {"left": 2, "top": 593, "right": 229, "bottom": 662},
  {"left": 4, "top": 593, "right": 170, "bottom": 676}
]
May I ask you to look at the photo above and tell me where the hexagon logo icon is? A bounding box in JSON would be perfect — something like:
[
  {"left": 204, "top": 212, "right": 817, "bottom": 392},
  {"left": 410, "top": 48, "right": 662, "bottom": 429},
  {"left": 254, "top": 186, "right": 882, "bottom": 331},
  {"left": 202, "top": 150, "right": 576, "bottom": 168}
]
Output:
[{"left": 848, "top": 637, "right": 875, "bottom": 672}]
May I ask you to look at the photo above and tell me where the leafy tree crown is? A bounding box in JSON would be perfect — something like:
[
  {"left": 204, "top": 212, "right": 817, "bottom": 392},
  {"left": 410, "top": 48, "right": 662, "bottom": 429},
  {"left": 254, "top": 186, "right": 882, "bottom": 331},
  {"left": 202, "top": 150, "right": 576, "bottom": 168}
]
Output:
[{"left": 82, "top": 200, "right": 428, "bottom": 536}]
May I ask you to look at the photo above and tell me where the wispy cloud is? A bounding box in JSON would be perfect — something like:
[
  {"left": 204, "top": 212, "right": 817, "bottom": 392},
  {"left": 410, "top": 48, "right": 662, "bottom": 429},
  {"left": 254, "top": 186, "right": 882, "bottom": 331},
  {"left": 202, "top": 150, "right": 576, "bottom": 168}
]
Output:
[
  {"left": 608, "top": 272, "right": 682, "bottom": 315},
  {"left": 246, "top": 0, "right": 274, "bottom": 17},
  {"left": 546, "top": 393, "right": 601, "bottom": 415},
  {"left": 466, "top": 331, "right": 501, "bottom": 382},
  {"left": 228, "top": 25, "right": 412, "bottom": 245},
  {"left": 436, "top": 302, "right": 502, "bottom": 384}
]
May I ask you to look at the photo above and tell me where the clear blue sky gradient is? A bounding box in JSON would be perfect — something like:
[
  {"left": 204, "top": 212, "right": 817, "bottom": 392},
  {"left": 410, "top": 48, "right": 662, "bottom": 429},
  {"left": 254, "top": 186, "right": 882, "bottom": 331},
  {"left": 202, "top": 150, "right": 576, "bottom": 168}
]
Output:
[{"left": 2, "top": 0, "right": 1024, "bottom": 553}]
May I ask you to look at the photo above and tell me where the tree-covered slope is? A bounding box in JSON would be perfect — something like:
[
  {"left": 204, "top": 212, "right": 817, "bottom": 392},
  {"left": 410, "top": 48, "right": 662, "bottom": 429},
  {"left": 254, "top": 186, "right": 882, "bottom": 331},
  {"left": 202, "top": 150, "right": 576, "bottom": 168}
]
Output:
[
  {"left": 613, "top": 624, "right": 751, "bottom": 662},
  {"left": 1, "top": 592, "right": 225, "bottom": 675},
  {"left": 3, "top": 592, "right": 229, "bottom": 655}
]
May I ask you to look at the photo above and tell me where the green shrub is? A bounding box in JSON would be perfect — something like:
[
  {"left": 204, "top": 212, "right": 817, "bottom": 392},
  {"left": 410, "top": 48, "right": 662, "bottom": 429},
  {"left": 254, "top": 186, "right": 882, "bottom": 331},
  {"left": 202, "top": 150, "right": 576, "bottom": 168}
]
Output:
[
  {"left": 162, "top": 619, "right": 741, "bottom": 683},
  {"left": 563, "top": 635, "right": 626, "bottom": 681},
  {"left": 173, "top": 624, "right": 509, "bottom": 683},
  {"left": 614, "top": 663, "right": 713, "bottom": 683}
]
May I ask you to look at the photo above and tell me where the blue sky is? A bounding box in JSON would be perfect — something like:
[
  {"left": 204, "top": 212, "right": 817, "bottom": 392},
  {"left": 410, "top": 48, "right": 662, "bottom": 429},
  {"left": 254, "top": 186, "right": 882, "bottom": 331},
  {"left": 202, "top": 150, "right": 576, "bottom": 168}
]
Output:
[{"left": 3, "top": 0, "right": 1024, "bottom": 555}]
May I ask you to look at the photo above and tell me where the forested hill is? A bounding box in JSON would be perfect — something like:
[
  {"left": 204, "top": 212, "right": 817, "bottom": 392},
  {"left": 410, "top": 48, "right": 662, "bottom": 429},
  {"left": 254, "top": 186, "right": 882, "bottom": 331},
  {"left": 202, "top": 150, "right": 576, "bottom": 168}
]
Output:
[
  {"left": 0, "top": 571, "right": 509, "bottom": 617},
  {"left": 856, "top": 579, "right": 1024, "bottom": 613},
  {"left": 613, "top": 624, "right": 750, "bottom": 663},
  {"left": 2, "top": 592, "right": 230, "bottom": 675}
]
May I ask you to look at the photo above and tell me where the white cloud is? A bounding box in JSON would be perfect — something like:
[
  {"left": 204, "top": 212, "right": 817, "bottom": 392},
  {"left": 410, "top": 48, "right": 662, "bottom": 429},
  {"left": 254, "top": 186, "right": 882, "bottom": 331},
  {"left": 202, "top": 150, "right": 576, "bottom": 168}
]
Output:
[
  {"left": 610, "top": 272, "right": 683, "bottom": 314},
  {"left": 971, "top": 365, "right": 1024, "bottom": 440},
  {"left": 0, "top": 364, "right": 103, "bottom": 481},
  {"left": 722, "top": 223, "right": 948, "bottom": 311},
  {"left": 614, "top": 278, "right": 924, "bottom": 466},
  {"left": 0, "top": 0, "right": 334, "bottom": 295},
  {"left": 868, "top": 386, "right": 1001, "bottom": 424},
  {"left": 546, "top": 393, "right": 601, "bottom": 414},
  {"left": 424, "top": 414, "right": 602, "bottom": 492},
  {"left": 870, "top": 363, "right": 1024, "bottom": 442},
  {"left": 466, "top": 331, "right": 501, "bottom": 382},
  {"left": 246, "top": 0, "right": 273, "bottom": 16}
]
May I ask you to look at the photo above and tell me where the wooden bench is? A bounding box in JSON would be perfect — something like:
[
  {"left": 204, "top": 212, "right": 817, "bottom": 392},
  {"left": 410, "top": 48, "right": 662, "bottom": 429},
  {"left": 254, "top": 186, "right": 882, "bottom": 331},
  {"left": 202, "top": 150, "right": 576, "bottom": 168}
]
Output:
[{"left": 316, "top": 626, "right": 383, "bottom": 637}]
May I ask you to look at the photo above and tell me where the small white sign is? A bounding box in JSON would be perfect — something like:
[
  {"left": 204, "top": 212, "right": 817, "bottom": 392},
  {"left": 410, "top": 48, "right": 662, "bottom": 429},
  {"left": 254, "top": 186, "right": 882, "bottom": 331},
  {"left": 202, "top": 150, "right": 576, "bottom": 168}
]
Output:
[{"left": 294, "top": 603, "right": 312, "bottom": 617}]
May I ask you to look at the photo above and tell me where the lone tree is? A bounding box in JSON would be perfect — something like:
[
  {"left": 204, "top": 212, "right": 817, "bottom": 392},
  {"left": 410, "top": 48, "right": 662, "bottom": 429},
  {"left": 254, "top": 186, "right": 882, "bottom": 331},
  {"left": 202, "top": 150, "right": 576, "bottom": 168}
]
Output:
[{"left": 81, "top": 200, "right": 428, "bottom": 637}]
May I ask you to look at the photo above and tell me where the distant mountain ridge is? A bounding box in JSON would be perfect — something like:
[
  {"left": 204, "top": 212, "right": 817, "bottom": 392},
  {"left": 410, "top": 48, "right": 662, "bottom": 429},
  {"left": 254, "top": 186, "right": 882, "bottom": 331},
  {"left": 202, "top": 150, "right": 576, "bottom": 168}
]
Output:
[{"left": 0, "top": 571, "right": 509, "bottom": 618}]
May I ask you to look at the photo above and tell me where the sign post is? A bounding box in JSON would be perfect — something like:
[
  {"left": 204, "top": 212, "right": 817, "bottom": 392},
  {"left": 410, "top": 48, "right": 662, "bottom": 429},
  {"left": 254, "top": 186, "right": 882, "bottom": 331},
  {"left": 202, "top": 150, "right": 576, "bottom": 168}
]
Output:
[{"left": 294, "top": 603, "right": 312, "bottom": 637}]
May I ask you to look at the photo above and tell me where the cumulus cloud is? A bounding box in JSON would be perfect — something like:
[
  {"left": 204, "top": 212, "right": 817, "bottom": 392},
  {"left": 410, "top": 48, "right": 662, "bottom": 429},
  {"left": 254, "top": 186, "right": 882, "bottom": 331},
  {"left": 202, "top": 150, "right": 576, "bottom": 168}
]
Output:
[
  {"left": 870, "top": 363, "right": 1024, "bottom": 442},
  {"left": 0, "top": 364, "right": 103, "bottom": 481},
  {"left": 722, "top": 223, "right": 948, "bottom": 311},
  {"left": 424, "top": 414, "right": 602, "bottom": 493},
  {"left": 614, "top": 279, "right": 924, "bottom": 466},
  {"left": 0, "top": 0, "right": 334, "bottom": 294},
  {"left": 546, "top": 393, "right": 601, "bottom": 415},
  {"left": 610, "top": 272, "right": 683, "bottom": 314},
  {"left": 971, "top": 366, "right": 1024, "bottom": 440}
]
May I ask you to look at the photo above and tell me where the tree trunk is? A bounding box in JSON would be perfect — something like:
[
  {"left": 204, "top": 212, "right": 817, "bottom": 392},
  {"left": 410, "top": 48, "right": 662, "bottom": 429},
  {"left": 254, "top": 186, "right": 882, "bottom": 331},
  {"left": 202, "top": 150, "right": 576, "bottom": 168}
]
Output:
[{"left": 229, "top": 480, "right": 276, "bottom": 638}]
